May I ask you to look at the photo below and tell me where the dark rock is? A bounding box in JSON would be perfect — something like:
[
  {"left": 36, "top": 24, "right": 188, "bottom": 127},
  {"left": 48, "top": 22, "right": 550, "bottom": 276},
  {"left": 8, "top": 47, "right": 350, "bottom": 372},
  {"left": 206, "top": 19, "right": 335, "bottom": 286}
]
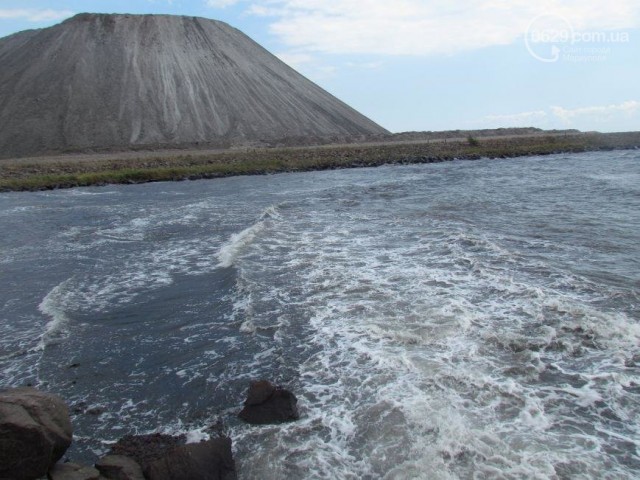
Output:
[
  {"left": 110, "top": 433, "right": 235, "bottom": 479},
  {"left": 144, "top": 438, "right": 236, "bottom": 480},
  {"left": 0, "top": 387, "right": 73, "bottom": 480},
  {"left": 109, "top": 433, "right": 185, "bottom": 468},
  {"left": 204, "top": 419, "right": 227, "bottom": 437},
  {"left": 238, "top": 381, "right": 299, "bottom": 424},
  {"left": 95, "top": 455, "right": 144, "bottom": 480},
  {"left": 72, "top": 402, "right": 87, "bottom": 414},
  {"left": 48, "top": 462, "right": 103, "bottom": 480},
  {"left": 245, "top": 380, "right": 276, "bottom": 406}
]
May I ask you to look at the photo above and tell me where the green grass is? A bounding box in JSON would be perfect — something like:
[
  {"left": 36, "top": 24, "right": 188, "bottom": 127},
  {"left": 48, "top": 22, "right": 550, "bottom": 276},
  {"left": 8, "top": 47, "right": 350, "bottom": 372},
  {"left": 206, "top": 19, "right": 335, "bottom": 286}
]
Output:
[{"left": 467, "top": 135, "right": 480, "bottom": 147}]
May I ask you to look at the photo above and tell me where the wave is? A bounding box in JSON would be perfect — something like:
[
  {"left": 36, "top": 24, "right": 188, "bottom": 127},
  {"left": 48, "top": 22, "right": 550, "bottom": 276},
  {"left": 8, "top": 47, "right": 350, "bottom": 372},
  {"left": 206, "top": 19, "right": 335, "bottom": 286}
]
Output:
[
  {"left": 37, "top": 278, "right": 74, "bottom": 350},
  {"left": 227, "top": 195, "right": 640, "bottom": 478},
  {"left": 216, "top": 205, "right": 282, "bottom": 268},
  {"left": 3, "top": 150, "right": 638, "bottom": 475}
]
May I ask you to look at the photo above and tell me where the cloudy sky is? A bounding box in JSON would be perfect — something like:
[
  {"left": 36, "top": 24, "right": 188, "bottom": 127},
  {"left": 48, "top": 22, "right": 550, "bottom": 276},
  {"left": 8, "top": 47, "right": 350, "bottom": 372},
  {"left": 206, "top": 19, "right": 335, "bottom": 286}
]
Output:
[{"left": 1, "top": 1, "right": 638, "bottom": 133}]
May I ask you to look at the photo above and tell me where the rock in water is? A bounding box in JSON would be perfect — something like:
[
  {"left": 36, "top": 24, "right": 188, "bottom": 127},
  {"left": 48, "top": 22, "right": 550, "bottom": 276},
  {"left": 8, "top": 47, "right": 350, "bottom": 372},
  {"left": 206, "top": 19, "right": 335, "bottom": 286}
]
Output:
[
  {"left": 48, "top": 462, "right": 102, "bottom": 480},
  {"left": 239, "top": 380, "right": 299, "bottom": 424},
  {"left": 143, "top": 438, "right": 236, "bottom": 480},
  {"left": 244, "top": 379, "right": 276, "bottom": 406},
  {"left": 95, "top": 455, "right": 144, "bottom": 480},
  {"left": 0, "top": 387, "right": 73, "bottom": 480},
  {"left": 0, "top": 13, "right": 388, "bottom": 158},
  {"left": 109, "top": 433, "right": 185, "bottom": 468},
  {"left": 109, "top": 434, "right": 235, "bottom": 479}
]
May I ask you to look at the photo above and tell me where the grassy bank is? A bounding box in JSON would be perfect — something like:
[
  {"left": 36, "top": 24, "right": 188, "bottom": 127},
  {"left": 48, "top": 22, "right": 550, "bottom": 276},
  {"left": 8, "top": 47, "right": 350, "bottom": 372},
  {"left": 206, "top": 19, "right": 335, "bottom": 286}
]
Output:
[{"left": 1, "top": 132, "right": 638, "bottom": 192}]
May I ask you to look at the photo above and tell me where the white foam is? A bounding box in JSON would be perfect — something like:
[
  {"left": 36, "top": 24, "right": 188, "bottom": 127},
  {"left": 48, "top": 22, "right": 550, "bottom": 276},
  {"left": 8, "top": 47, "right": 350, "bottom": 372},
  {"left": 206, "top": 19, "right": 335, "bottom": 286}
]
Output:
[
  {"left": 561, "top": 384, "right": 603, "bottom": 407},
  {"left": 226, "top": 189, "right": 640, "bottom": 478},
  {"left": 66, "top": 190, "right": 120, "bottom": 196},
  {"left": 185, "top": 429, "right": 210, "bottom": 444},
  {"left": 37, "top": 279, "right": 74, "bottom": 349},
  {"left": 217, "top": 222, "right": 265, "bottom": 268},
  {"left": 239, "top": 320, "right": 256, "bottom": 333},
  {"left": 216, "top": 204, "right": 282, "bottom": 268}
]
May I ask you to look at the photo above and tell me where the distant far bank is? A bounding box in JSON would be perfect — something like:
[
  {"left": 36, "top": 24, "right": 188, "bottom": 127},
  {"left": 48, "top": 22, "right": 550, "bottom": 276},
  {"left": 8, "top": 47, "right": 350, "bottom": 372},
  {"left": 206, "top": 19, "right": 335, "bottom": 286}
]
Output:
[
  {"left": 0, "top": 127, "right": 580, "bottom": 161},
  {"left": 1, "top": 129, "right": 638, "bottom": 192}
]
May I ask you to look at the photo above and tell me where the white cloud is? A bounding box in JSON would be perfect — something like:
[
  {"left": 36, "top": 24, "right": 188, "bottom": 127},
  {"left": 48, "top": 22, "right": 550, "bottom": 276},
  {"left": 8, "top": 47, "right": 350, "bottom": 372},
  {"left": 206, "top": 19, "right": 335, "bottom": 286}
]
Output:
[
  {"left": 551, "top": 101, "right": 640, "bottom": 124},
  {"left": 276, "top": 52, "right": 314, "bottom": 69},
  {"left": 276, "top": 52, "right": 383, "bottom": 79},
  {"left": 234, "top": 0, "right": 640, "bottom": 56},
  {"left": 481, "top": 101, "right": 640, "bottom": 129},
  {"left": 205, "top": 0, "right": 241, "bottom": 8},
  {"left": 0, "top": 9, "right": 74, "bottom": 22},
  {"left": 274, "top": 51, "right": 337, "bottom": 79}
]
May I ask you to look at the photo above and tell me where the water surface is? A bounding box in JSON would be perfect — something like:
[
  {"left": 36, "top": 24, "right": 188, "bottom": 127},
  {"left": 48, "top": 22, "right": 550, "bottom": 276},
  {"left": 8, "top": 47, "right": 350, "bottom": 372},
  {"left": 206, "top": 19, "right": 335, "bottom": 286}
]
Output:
[{"left": 1, "top": 151, "right": 639, "bottom": 478}]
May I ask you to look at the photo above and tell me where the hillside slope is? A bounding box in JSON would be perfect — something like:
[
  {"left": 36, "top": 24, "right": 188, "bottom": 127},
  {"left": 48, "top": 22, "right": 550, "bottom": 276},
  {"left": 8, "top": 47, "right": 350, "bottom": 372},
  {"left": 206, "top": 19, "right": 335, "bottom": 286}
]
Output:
[{"left": 0, "top": 13, "right": 388, "bottom": 158}]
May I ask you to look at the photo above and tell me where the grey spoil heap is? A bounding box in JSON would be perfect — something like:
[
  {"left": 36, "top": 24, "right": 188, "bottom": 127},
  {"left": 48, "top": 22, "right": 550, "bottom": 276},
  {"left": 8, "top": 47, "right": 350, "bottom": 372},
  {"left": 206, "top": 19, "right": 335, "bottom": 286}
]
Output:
[{"left": 0, "top": 13, "right": 388, "bottom": 158}]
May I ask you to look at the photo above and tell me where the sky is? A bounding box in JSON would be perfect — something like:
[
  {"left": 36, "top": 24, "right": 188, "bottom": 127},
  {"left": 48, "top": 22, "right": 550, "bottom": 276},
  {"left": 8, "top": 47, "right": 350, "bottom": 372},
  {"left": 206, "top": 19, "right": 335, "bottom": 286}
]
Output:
[{"left": 1, "top": 1, "right": 638, "bottom": 133}]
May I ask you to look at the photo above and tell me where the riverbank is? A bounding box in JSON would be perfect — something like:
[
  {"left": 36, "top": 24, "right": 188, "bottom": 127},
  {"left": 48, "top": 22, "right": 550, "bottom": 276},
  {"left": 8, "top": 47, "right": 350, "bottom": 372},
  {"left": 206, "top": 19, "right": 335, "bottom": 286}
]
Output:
[{"left": 1, "top": 131, "right": 638, "bottom": 191}]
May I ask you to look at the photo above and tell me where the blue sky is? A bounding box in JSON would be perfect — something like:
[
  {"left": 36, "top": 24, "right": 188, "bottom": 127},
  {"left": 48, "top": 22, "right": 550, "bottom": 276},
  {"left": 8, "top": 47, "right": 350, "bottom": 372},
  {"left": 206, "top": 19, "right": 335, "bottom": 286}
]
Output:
[{"left": 1, "top": 1, "right": 638, "bottom": 133}]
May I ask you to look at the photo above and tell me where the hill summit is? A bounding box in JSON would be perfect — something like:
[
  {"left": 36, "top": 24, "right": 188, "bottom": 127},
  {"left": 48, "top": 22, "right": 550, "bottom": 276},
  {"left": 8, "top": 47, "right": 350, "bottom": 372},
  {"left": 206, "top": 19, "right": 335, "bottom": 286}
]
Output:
[{"left": 0, "top": 13, "right": 388, "bottom": 158}]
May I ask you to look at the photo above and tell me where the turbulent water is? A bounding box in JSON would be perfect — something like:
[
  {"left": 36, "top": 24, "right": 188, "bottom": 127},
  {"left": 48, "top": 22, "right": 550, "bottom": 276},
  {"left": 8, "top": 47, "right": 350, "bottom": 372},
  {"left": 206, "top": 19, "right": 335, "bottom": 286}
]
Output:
[{"left": 1, "top": 151, "right": 639, "bottom": 479}]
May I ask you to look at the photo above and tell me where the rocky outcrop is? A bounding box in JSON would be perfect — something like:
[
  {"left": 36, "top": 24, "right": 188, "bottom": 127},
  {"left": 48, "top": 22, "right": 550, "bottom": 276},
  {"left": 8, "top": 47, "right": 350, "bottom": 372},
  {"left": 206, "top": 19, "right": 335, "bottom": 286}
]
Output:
[
  {"left": 48, "top": 462, "right": 102, "bottom": 480},
  {"left": 238, "top": 380, "right": 299, "bottom": 424},
  {"left": 95, "top": 455, "right": 144, "bottom": 480},
  {"left": 0, "top": 382, "right": 303, "bottom": 479},
  {"left": 144, "top": 438, "right": 236, "bottom": 480},
  {"left": 108, "top": 434, "right": 236, "bottom": 480},
  {"left": 109, "top": 433, "right": 185, "bottom": 470},
  {"left": 0, "top": 387, "right": 73, "bottom": 480}
]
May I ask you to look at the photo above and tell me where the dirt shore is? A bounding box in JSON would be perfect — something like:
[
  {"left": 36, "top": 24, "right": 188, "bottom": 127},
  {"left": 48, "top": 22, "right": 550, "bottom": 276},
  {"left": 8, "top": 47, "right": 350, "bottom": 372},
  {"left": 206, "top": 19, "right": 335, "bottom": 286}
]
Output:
[{"left": 1, "top": 131, "right": 638, "bottom": 192}]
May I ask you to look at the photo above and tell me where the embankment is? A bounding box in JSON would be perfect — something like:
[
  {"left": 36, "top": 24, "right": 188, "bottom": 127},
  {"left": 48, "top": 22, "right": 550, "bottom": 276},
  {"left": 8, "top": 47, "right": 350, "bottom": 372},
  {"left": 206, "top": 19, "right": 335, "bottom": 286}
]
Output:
[{"left": 1, "top": 131, "right": 638, "bottom": 192}]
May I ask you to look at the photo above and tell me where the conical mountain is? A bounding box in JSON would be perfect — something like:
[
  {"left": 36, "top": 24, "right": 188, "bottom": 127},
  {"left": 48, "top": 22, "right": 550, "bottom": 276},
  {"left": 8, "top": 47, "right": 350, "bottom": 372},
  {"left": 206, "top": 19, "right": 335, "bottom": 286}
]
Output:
[{"left": 0, "top": 13, "right": 388, "bottom": 158}]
